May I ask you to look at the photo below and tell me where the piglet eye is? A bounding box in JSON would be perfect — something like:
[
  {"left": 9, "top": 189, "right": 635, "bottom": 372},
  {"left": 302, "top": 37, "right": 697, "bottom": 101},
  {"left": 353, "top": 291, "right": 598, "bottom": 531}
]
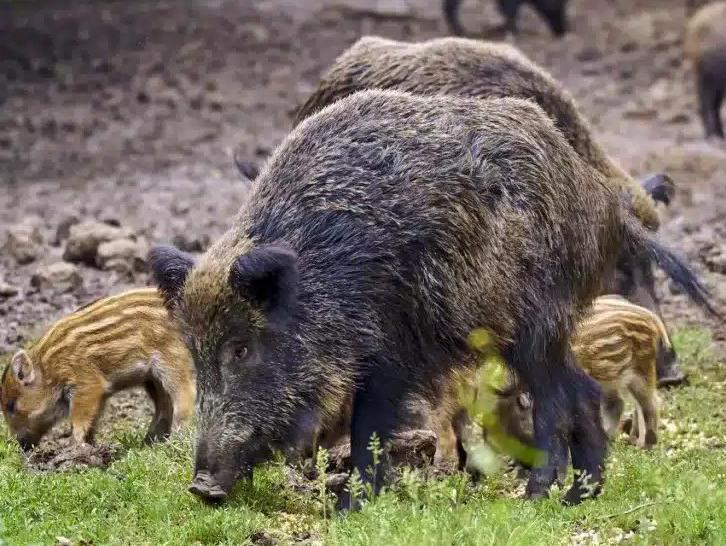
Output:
[{"left": 6, "top": 400, "right": 16, "bottom": 415}]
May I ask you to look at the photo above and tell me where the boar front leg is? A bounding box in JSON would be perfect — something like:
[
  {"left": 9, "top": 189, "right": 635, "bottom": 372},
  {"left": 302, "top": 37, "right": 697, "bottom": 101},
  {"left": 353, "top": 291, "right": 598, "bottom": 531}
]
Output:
[
  {"left": 69, "top": 382, "right": 107, "bottom": 445},
  {"left": 343, "top": 370, "right": 412, "bottom": 510}
]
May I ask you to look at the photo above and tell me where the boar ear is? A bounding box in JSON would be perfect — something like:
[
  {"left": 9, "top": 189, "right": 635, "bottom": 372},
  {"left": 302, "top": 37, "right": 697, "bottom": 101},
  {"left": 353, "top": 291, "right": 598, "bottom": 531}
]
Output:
[
  {"left": 148, "top": 245, "right": 195, "bottom": 305},
  {"left": 229, "top": 245, "right": 298, "bottom": 326},
  {"left": 11, "top": 350, "right": 35, "bottom": 386},
  {"left": 640, "top": 173, "right": 675, "bottom": 206}
]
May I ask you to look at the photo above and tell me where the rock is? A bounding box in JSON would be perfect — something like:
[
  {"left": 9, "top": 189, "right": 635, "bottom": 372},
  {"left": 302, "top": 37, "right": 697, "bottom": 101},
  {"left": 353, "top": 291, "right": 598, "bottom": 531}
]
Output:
[
  {"left": 321, "top": 429, "right": 437, "bottom": 474},
  {"left": 703, "top": 249, "right": 726, "bottom": 274},
  {"left": 5, "top": 221, "right": 43, "bottom": 264},
  {"left": 171, "top": 199, "right": 191, "bottom": 216},
  {"left": 63, "top": 220, "right": 133, "bottom": 265},
  {"left": 55, "top": 214, "right": 80, "bottom": 244},
  {"left": 172, "top": 232, "right": 209, "bottom": 253},
  {"left": 0, "top": 280, "right": 19, "bottom": 298},
  {"left": 326, "top": 441, "right": 352, "bottom": 473},
  {"left": 96, "top": 238, "right": 148, "bottom": 273},
  {"left": 325, "top": 473, "right": 349, "bottom": 496},
  {"left": 31, "top": 262, "right": 83, "bottom": 293},
  {"left": 388, "top": 429, "right": 437, "bottom": 468}
]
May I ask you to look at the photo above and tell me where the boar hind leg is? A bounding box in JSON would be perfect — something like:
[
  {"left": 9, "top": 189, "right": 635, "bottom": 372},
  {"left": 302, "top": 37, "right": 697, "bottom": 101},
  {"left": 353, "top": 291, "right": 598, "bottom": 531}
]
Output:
[
  {"left": 627, "top": 376, "right": 658, "bottom": 448},
  {"left": 69, "top": 384, "right": 107, "bottom": 445},
  {"left": 497, "top": 0, "right": 524, "bottom": 35},
  {"left": 443, "top": 0, "right": 465, "bottom": 36},
  {"left": 144, "top": 380, "right": 174, "bottom": 444},
  {"left": 512, "top": 340, "right": 606, "bottom": 505}
]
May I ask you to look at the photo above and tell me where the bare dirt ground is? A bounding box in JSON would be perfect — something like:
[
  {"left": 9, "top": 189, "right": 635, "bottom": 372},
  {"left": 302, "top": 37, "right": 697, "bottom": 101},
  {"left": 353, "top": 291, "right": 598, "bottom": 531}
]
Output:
[{"left": 1, "top": 0, "right": 724, "bottom": 464}]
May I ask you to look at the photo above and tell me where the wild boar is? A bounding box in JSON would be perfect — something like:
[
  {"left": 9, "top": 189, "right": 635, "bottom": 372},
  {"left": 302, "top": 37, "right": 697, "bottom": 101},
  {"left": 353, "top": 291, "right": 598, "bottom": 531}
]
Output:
[
  {"left": 684, "top": 1, "right": 726, "bottom": 139},
  {"left": 442, "top": 0, "right": 569, "bottom": 38},
  {"left": 0, "top": 288, "right": 195, "bottom": 449},
  {"left": 150, "top": 90, "right": 712, "bottom": 507},
  {"left": 294, "top": 36, "right": 692, "bottom": 385}
]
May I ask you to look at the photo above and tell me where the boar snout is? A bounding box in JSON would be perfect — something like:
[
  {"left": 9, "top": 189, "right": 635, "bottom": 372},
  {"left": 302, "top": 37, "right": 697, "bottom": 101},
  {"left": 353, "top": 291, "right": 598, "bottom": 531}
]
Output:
[
  {"left": 17, "top": 433, "right": 38, "bottom": 452},
  {"left": 189, "top": 470, "right": 229, "bottom": 502}
]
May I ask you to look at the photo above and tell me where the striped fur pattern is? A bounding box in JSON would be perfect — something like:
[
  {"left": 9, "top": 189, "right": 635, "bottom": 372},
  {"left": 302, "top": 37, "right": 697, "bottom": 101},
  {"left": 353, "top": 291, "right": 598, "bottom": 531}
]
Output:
[
  {"left": 0, "top": 288, "right": 194, "bottom": 449},
  {"left": 497, "top": 295, "right": 668, "bottom": 450},
  {"left": 572, "top": 295, "right": 667, "bottom": 447}
]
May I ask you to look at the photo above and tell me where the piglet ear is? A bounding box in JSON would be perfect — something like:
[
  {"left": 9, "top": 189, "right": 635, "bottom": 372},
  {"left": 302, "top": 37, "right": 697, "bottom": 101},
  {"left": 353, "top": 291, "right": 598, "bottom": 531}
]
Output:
[
  {"left": 11, "top": 350, "right": 35, "bottom": 386},
  {"left": 640, "top": 173, "right": 675, "bottom": 206},
  {"left": 148, "top": 245, "right": 195, "bottom": 306},
  {"left": 229, "top": 245, "right": 298, "bottom": 327}
]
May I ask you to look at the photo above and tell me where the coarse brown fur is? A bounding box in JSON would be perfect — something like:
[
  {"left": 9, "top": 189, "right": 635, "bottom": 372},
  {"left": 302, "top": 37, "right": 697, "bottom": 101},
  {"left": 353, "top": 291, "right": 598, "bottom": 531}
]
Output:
[
  {"left": 151, "top": 90, "right": 710, "bottom": 507},
  {"left": 294, "top": 36, "right": 663, "bottom": 231},
  {"left": 684, "top": 2, "right": 726, "bottom": 139},
  {"left": 0, "top": 288, "right": 195, "bottom": 449},
  {"left": 495, "top": 295, "right": 668, "bottom": 453}
]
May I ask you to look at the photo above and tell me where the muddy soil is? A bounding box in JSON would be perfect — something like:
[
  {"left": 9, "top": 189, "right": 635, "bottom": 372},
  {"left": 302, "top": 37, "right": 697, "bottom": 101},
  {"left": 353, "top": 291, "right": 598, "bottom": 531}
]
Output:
[{"left": 1, "top": 0, "right": 724, "bottom": 460}]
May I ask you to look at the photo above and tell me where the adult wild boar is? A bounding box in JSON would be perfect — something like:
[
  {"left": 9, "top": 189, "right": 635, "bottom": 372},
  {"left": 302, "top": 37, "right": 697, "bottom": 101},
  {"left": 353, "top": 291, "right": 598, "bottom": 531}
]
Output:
[
  {"left": 150, "top": 90, "right": 711, "bottom": 507},
  {"left": 295, "top": 36, "right": 691, "bottom": 386}
]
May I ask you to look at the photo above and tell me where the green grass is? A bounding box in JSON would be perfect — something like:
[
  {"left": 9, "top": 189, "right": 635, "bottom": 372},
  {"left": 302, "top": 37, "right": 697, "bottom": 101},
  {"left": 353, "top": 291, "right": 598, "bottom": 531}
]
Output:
[{"left": 1, "top": 327, "right": 725, "bottom": 546}]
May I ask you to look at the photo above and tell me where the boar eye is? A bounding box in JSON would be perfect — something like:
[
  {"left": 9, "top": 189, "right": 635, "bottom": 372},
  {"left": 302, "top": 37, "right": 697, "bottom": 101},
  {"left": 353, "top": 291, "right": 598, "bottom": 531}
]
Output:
[{"left": 6, "top": 400, "right": 16, "bottom": 415}]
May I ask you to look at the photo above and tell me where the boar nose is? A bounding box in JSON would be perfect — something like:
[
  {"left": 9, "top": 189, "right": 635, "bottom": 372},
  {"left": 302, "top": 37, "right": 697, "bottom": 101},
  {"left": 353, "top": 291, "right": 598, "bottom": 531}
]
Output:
[
  {"left": 657, "top": 344, "right": 686, "bottom": 388},
  {"left": 189, "top": 470, "right": 229, "bottom": 502},
  {"left": 17, "top": 434, "right": 36, "bottom": 452}
]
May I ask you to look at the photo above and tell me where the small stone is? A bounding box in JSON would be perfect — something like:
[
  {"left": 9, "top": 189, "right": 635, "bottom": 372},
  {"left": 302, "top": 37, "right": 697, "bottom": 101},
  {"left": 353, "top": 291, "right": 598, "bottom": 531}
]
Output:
[
  {"left": 704, "top": 250, "right": 726, "bottom": 274},
  {"left": 0, "top": 280, "right": 19, "bottom": 298},
  {"left": 55, "top": 214, "right": 80, "bottom": 244},
  {"left": 172, "top": 232, "right": 209, "bottom": 253},
  {"left": 31, "top": 262, "right": 83, "bottom": 293},
  {"left": 96, "top": 238, "right": 148, "bottom": 273},
  {"left": 6, "top": 221, "right": 43, "bottom": 264},
  {"left": 171, "top": 199, "right": 191, "bottom": 216},
  {"left": 325, "top": 473, "right": 349, "bottom": 496},
  {"left": 388, "top": 429, "right": 437, "bottom": 468},
  {"left": 63, "top": 221, "right": 133, "bottom": 265}
]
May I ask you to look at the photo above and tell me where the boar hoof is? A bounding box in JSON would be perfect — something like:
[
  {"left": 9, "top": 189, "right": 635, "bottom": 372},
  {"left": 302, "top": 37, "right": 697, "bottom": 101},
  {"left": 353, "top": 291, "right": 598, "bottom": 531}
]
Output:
[
  {"left": 189, "top": 472, "right": 228, "bottom": 502},
  {"left": 562, "top": 480, "right": 602, "bottom": 506}
]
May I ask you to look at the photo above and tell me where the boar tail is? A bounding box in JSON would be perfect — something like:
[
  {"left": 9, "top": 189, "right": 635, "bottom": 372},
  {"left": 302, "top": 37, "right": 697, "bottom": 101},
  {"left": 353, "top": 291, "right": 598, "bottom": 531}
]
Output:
[{"left": 622, "top": 208, "right": 720, "bottom": 319}]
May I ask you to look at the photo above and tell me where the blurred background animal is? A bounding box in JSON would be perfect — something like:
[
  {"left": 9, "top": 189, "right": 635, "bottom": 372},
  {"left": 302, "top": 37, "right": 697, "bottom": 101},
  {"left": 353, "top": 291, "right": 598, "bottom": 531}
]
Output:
[
  {"left": 442, "top": 0, "right": 569, "bottom": 38},
  {"left": 684, "top": 1, "right": 726, "bottom": 139}
]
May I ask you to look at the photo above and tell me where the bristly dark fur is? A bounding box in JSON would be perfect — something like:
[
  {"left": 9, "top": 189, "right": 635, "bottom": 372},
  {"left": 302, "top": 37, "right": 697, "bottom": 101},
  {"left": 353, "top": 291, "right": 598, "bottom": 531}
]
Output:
[
  {"left": 229, "top": 246, "right": 299, "bottom": 327},
  {"left": 150, "top": 90, "right": 710, "bottom": 508},
  {"left": 148, "top": 245, "right": 196, "bottom": 304},
  {"left": 293, "top": 36, "right": 661, "bottom": 232},
  {"left": 295, "top": 36, "right": 716, "bottom": 385}
]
